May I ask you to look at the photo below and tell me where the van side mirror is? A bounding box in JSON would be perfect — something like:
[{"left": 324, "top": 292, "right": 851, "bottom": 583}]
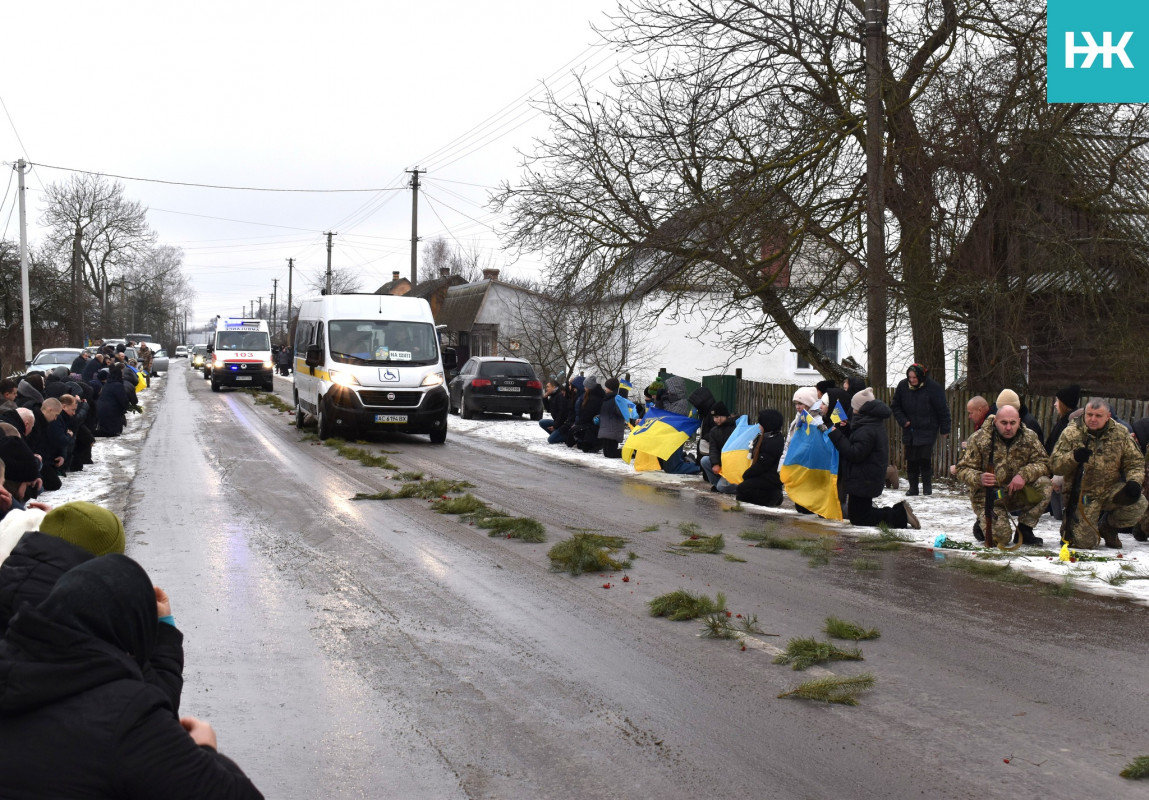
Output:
[
  {"left": 305, "top": 345, "right": 322, "bottom": 368},
  {"left": 441, "top": 348, "right": 458, "bottom": 371}
]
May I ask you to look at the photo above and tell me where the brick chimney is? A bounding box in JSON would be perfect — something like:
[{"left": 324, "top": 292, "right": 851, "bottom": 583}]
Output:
[
  {"left": 482, "top": 268, "right": 500, "bottom": 281},
  {"left": 391, "top": 271, "right": 400, "bottom": 281},
  {"left": 439, "top": 267, "right": 451, "bottom": 277}
]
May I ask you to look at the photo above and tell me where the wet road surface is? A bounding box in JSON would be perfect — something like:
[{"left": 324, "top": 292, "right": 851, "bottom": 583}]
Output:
[{"left": 122, "top": 363, "right": 1149, "bottom": 798}]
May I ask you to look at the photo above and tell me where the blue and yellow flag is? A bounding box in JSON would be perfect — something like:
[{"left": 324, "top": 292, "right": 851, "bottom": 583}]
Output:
[
  {"left": 615, "top": 393, "right": 639, "bottom": 422},
  {"left": 779, "top": 417, "right": 842, "bottom": 520},
  {"left": 830, "top": 401, "right": 847, "bottom": 426},
  {"left": 622, "top": 407, "right": 700, "bottom": 468},
  {"left": 719, "top": 415, "right": 758, "bottom": 485}
]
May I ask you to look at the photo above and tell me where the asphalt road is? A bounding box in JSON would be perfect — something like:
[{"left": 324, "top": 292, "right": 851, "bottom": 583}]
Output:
[{"left": 122, "top": 363, "right": 1149, "bottom": 799}]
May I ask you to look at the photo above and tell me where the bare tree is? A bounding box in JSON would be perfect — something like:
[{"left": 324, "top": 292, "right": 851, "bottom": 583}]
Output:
[
  {"left": 41, "top": 173, "right": 155, "bottom": 340},
  {"left": 420, "top": 236, "right": 488, "bottom": 283},
  {"left": 305, "top": 267, "right": 363, "bottom": 295}
]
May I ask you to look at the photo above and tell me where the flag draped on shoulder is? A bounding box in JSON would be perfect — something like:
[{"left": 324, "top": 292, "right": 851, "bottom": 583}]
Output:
[
  {"left": 719, "top": 415, "right": 758, "bottom": 485},
  {"left": 615, "top": 393, "right": 639, "bottom": 423},
  {"left": 779, "top": 417, "right": 842, "bottom": 520},
  {"left": 622, "top": 408, "right": 699, "bottom": 469}
]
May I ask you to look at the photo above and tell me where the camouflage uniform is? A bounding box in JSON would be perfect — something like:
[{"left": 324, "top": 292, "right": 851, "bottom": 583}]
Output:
[
  {"left": 956, "top": 418, "right": 1051, "bottom": 544},
  {"left": 1050, "top": 418, "right": 1148, "bottom": 548}
]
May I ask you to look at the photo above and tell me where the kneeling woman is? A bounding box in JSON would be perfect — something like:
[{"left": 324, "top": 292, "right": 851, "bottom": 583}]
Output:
[
  {"left": 828, "top": 389, "right": 920, "bottom": 530},
  {"left": 735, "top": 409, "right": 786, "bottom": 507}
]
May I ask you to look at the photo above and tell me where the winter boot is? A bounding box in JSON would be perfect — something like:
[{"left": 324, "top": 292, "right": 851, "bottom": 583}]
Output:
[
  {"left": 901, "top": 501, "right": 921, "bottom": 530},
  {"left": 1098, "top": 515, "right": 1122, "bottom": 549},
  {"left": 906, "top": 465, "right": 919, "bottom": 496},
  {"left": 972, "top": 521, "right": 984, "bottom": 542},
  {"left": 1134, "top": 520, "right": 1149, "bottom": 543},
  {"left": 922, "top": 473, "right": 933, "bottom": 496},
  {"left": 1013, "top": 523, "right": 1043, "bottom": 547}
]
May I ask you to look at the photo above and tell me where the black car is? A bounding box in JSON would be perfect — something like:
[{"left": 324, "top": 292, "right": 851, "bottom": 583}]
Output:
[{"left": 448, "top": 357, "right": 544, "bottom": 419}]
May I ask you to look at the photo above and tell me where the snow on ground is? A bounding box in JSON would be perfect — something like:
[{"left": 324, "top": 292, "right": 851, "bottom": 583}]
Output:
[{"left": 448, "top": 413, "right": 1149, "bottom": 607}]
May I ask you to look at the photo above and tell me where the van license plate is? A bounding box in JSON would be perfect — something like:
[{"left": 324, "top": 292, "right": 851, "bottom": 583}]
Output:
[
  {"left": 236, "top": 376, "right": 252, "bottom": 381},
  {"left": 375, "top": 414, "right": 408, "bottom": 423},
  {"left": 497, "top": 386, "right": 520, "bottom": 392}
]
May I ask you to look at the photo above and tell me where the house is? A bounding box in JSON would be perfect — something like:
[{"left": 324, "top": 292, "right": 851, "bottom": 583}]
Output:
[
  {"left": 373, "top": 271, "right": 411, "bottom": 296},
  {"left": 436, "top": 269, "right": 541, "bottom": 366}
]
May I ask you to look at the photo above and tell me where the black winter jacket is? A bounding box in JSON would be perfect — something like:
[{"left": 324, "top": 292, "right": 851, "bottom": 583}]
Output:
[
  {"left": 829, "top": 399, "right": 893, "bottom": 498},
  {"left": 706, "top": 417, "right": 737, "bottom": 466},
  {"left": 735, "top": 431, "right": 785, "bottom": 507},
  {"left": 0, "top": 555, "right": 261, "bottom": 799},
  {"left": 96, "top": 380, "right": 131, "bottom": 436},
  {"left": 891, "top": 377, "right": 951, "bottom": 447},
  {"left": 545, "top": 388, "right": 569, "bottom": 426}
]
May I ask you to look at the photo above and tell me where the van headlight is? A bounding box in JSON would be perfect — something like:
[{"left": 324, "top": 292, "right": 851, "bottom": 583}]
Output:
[
  {"left": 421, "top": 371, "right": 444, "bottom": 387},
  {"left": 263, "top": 360, "right": 274, "bottom": 369},
  {"left": 213, "top": 357, "right": 223, "bottom": 368},
  {"left": 330, "top": 371, "right": 359, "bottom": 387}
]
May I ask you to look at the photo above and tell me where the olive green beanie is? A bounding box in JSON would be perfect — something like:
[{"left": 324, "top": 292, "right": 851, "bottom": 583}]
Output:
[{"left": 38, "top": 501, "right": 126, "bottom": 557}]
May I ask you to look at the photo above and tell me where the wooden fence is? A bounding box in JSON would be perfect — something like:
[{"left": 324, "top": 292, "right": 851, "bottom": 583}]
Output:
[{"left": 731, "top": 379, "right": 1149, "bottom": 480}]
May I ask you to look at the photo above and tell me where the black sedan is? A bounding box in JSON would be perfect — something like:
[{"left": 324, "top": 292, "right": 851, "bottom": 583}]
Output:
[{"left": 448, "top": 357, "right": 544, "bottom": 420}]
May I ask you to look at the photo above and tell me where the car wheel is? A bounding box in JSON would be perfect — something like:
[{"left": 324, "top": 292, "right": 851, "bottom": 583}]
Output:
[
  {"left": 449, "top": 391, "right": 459, "bottom": 415},
  {"left": 461, "top": 393, "right": 474, "bottom": 420},
  {"left": 530, "top": 410, "right": 543, "bottom": 421},
  {"left": 210, "top": 379, "right": 220, "bottom": 393},
  {"left": 264, "top": 380, "right": 274, "bottom": 391},
  {"left": 317, "top": 396, "right": 335, "bottom": 440},
  {"left": 429, "top": 418, "right": 447, "bottom": 444}
]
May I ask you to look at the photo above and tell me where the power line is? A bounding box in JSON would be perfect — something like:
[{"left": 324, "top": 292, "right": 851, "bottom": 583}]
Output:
[
  {"left": 148, "top": 207, "right": 323, "bottom": 232},
  {"left": 421, "top": 190, "right": 501, "bottom": 236},
  {"left": 28, "top": 162, "right": 408, "bottom": 193}
]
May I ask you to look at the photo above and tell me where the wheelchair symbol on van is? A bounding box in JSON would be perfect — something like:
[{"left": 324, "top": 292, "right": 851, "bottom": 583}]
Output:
[{"left": 380, "top": 368, "right": 400, "bottom": 382}]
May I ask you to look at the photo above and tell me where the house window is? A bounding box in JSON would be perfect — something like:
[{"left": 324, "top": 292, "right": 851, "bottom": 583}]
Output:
[{"left": 797, "top": 329, "right": 838, "bottom": 369}]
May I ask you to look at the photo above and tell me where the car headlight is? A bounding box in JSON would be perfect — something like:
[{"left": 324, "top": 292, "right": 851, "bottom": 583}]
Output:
[
  {"left": 421, "top": 371, "right": 444, "bottom": 387},
  {"left": 262, "top": 360, "right": 274, "bottom": 369},
  {"left": 330, "top": 371, "right": 358, "bottom": 387},
  {"left": 213, "top": 357, "right": 223, "bottom": 368}
]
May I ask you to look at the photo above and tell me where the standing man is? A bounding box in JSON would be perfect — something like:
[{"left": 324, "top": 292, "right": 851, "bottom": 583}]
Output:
[
  {"left": 1050, "top": 398, "right": 1147, "bottom": 549},
  {"left": 891, "top": 363, "right": 951, "bottom": 495},
  {"left": 955, "top": 405, "right": 1051, "bottom": 546}
]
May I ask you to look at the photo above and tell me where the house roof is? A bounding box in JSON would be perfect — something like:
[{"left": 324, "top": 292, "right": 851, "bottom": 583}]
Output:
[
  {"left": 408, "top": 273, "right": 466, "bottom": 299},
  {"left": 438, "top": 282, "right": 492, "bottom": 331},
  {"left": 374, "top": 277, "right": 410, "bottom": 295}
]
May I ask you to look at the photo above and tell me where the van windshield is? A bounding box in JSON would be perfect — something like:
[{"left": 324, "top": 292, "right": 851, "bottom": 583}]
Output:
[
  {"left": 328, "top": 320, "right": 438, "bottom": 366},
  {"left": 216, "top": 331, "right": 271, "bottom": 351}
]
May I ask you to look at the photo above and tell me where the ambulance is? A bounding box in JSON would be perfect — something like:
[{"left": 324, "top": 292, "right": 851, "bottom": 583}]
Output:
[
  {"left": 209, "top": 317, "right": 274, "bottom": 391},
  {"left": 293, "top": 293, "right": 456, "bottom": 443}
]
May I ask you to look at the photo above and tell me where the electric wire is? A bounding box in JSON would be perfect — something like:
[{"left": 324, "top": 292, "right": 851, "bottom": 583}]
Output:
[{"left": 27, "top": 162, "right": 407, "bottom": 193}]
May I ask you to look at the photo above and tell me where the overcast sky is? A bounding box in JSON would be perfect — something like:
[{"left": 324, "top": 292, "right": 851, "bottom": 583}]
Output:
[{"left": 1, "top": 0, "right": 623, "bottom": 331}]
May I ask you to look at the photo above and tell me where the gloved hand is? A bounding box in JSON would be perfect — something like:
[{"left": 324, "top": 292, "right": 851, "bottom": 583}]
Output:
[
  {"left": 1112, "top": 479, "right": 1144, "bottom": 507},
  {"left": 593, "top": 416, "right": 600, "bottom": 425},
  {"left": 1073, "top": 447, "right": 1091, "bottom": 463}
]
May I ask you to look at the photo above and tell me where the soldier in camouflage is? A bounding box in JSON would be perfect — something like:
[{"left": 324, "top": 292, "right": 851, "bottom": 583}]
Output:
[
  {"left": 956, "top": 405, "right": 1051, "bottom": 546},
  {"left": 1050, "top": 399, "right": 1147, "bottom": 549}
]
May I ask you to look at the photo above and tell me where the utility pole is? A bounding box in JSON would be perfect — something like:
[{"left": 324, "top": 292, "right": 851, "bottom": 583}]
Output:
[
  {"left": 16, "top": 160, "right": 31, "bottom": 362},
  {"left": 257, "top": 296, "right": 263, "bottom": 319},
  {"left": 271, "top": 278, "right": 278, "bottom": 336},
  {"left": 324, "top": 232, "right": 337, "bottom": 294},
  {"left": 407, "top": 167, "right": 424, "bottom": 287},
  {"left": 864, "top": 0, "right": 887, "bottom": 387},
  {"left": 285, "top": 258, "right": 294, "bottom": 340},
  {"left": 249, "top": 300, "right": 254, "bottom": 318}
]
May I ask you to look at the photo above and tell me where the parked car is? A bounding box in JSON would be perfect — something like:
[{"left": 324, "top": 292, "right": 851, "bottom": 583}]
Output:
[
  {"left": 25, "top": 348, "right": 84, "bottom": 375},
  {"left": 174, "top": 345, "right": 188, "bottom": 358},
  {"left": 448, "top": 356, "right": 544, "bottom": 420},
  {"left": 151, "top": 349, "right": 169, "bottom": 374}
]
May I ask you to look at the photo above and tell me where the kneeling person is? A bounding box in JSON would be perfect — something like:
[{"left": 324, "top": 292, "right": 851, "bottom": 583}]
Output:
[{"left": 955, "top": 405, "right": 1051, "bottom": 546}]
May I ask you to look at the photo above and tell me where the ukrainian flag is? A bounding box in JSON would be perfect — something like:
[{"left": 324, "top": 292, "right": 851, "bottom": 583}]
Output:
[
  {"left": 622, "top": 408, "right": 700, "bottom": 470},
  {"left": 718, "top": 415, "right": 758, "bottom": 485},
  {"left": 779, "top": 418, "right": 842, "bottom": 520},
  {"left": 830, "top": 401, "right": 847, "bottom": 425},
  {"left": 615, "top": 393, "right": 639, "bottom": 422}
]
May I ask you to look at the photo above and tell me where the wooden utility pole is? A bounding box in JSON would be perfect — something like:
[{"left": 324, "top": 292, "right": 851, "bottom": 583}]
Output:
[
  {"left": 864, "top": 0, "right": 888, "bottom": 387},
  {"left": 324, "top": 232, "right": 337, "bottom": 294},
  {"left": 271, "top": 278, "right": 278, "bottom": 335},
  {"left": 285, "top": 258, "right": 294, "bottom": 341},
  {"left": 16, "top": 160, "right": 32, "bottom": 362},
  {"left": 407, "top": 168, "right": 424, "bottom": 287}
]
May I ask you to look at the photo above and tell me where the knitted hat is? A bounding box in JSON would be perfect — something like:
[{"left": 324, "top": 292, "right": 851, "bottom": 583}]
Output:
[
  {"left": 995, "top": 389, "right": 1021, "bottom": 411},
  {"left": 851, "top": 387, "right": 876, "bottom": 413},
  {"left": 0, "top": 437, "right": 39, "bottom": 483},
  {"left": 758, "top": 409, "right": 784, "bottom": 432},
  {"left": 1056, "top": 384, "right": 1081, "bottom": 409},
  {"left": 711, "top": 402, "right": 730, "bottom": 417},
  {"left": 38, "top": 501, "right": 126, "bottom": 557},
  {"left": 605, "top": 377, "right": 620, "bottom": 392},
  {"left": 584, "top": 375, "right": 599, "bottom": 390},
  {"left": 792, "top": 387, "right": 819, "bottom": 409}
]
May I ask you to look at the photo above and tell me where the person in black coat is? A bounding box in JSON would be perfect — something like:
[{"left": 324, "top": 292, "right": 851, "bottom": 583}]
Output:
[
  {"left": 890, "top": 363, "right": 951, "bottom": 496},
  {"left": 699, "top": 403, "right": 737, "bottom": 493},
  {"left": 0, "top": 554, "right": 263, "bottom": 798},
  {"left": 829, "top": 389, "right": 919, "bottom": 529},
  {"left": 70, "top": 350, "right": 91, "bottom": 374},
  {"left": 736, "top": 410, "right": 786, "bottom": 507},
  {"left": 95, "top": 367, "right": 131, "bottom": 437},
  {"left": 539, "top": 380, "right": 570, "bottom": 444},
  {"left": 575, "top": 377, "right": 605, "bottom": 453}
]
